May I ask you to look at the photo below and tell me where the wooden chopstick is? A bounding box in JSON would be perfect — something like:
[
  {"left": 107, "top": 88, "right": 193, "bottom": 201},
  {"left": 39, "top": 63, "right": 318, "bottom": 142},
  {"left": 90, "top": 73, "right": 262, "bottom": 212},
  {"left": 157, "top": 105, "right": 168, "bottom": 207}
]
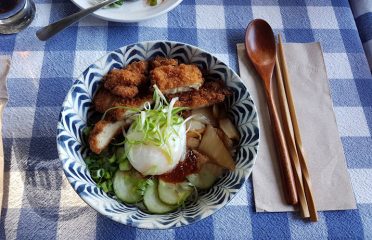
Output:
[
  {"left": 275, "top": 54, "right": 310, "bottom": 218},
  {"left": 0, "top": 103, "right": 5, "bottom": 217},
  {"left": 277, "top": 35, "right": 318, "bottom": 221}
]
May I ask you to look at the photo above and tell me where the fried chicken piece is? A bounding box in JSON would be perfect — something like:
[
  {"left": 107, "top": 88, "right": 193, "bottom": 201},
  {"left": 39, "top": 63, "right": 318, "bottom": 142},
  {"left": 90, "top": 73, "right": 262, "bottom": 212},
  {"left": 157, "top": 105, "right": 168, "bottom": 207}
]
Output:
[
  {"left": 109, "top": 85, "right": 139, "bottom": 99},
  {"left": 89, "top": 91, "right": 153, "bottom": 153},
  {"left": 125, "top": 60, "right": 149, "bottom": 73},
  {"left": 150, "top": 64, "right": 203, "bottom": 94},
  {"left": 93, "top": 86, "right": 152, "bottom": 121},
  {"left": 89, "top": 120, "right": 126, "bottom": 154},
  {"left": 167, "top": 80, "right": 231, "bottom": 109},
  {"left": 104, "top": 61, "right": 149, "bottom": 98},
  {"left": 106, "top": 94, "right": 153, "bottom": 121},
  {"left": 150, "top": 57, "right": 178, "bottom": 68},
  {"left": 93, "top": 88, "right": 120, "bottom": 113}
]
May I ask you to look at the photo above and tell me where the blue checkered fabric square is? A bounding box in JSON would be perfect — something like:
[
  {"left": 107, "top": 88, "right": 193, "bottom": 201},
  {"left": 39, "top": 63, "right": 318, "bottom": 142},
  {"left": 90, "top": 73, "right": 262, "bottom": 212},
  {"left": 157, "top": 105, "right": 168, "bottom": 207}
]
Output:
[
  {"left": 1, "top": 0, "right": 371, "bottom": 239},
  {"left": 350, "top": 0, "right": 372, "bottom": 71}
]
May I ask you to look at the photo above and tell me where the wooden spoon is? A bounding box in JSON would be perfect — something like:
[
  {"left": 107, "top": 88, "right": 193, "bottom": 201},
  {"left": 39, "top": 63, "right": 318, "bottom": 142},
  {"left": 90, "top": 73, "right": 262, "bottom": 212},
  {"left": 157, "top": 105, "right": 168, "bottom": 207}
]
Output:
[{"left": 245, "top": 19, "right": 297, "bottom": 205}]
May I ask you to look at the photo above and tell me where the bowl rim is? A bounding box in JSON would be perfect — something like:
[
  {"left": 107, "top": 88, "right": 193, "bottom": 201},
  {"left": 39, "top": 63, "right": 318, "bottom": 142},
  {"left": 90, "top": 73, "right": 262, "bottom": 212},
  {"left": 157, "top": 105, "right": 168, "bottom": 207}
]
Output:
[
  {"left": 69, "top": 0, "right": 183, "bottom": 23},
  {"left": 56, "top": 40, "right": 260, "bottom": 229},
  {"left": 0, "top": 0, "right": 26, "bottom": 20}
]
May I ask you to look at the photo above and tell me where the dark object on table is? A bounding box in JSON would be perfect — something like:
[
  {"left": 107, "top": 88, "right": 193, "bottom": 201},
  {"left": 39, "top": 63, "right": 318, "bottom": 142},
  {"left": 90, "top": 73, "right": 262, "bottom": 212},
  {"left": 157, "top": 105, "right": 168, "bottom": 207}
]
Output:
[{"left": 0, "top": 0, "right": 35, "bottom": 34}]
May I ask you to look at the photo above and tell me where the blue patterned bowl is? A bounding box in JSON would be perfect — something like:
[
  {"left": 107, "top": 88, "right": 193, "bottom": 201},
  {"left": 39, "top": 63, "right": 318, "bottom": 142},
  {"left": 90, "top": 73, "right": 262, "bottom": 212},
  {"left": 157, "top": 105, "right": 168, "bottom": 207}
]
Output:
[{"left": 57, "top": 41, "right": 259, "bottom": 229}]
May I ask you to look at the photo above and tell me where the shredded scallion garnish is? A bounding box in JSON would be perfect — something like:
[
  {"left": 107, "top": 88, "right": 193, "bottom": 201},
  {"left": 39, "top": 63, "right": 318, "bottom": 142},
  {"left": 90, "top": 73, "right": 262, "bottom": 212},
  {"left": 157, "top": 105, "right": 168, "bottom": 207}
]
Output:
[
  {"left": 124, "top": 85, "right": 189, "bottom": 160},
  {"left": 108, "top": 0, "right": 159, "bottom": 8}
]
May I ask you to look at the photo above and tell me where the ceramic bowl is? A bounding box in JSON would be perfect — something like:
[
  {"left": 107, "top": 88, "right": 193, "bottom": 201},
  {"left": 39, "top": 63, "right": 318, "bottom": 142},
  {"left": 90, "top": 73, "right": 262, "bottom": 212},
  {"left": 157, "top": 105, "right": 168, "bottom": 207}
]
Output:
[{"left": 57, "top": 41, "right": 259, "bottom": 229}]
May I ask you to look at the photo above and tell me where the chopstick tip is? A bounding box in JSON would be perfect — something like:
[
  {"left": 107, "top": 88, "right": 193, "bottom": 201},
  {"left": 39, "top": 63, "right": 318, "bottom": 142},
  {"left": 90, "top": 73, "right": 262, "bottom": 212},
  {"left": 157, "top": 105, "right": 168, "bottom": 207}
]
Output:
[{"left": 278, "top": 34, "right": 283, "bottom": 43}]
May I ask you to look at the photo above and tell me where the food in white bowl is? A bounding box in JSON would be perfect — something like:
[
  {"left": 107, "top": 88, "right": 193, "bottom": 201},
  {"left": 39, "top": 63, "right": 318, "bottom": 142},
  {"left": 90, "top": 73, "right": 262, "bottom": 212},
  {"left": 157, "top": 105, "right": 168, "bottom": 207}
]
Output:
[
  {"left": 71, "top": 0, "right": 182, "bottom": 23},
  {"left": 57, "top": 41, "right": 259, "bottom": 229},
  {"left": 84, "top": 57, "right": 240, "bottom": 213},
  {"left": 108, "top": 0, "right": 164, "bottom": 8}
]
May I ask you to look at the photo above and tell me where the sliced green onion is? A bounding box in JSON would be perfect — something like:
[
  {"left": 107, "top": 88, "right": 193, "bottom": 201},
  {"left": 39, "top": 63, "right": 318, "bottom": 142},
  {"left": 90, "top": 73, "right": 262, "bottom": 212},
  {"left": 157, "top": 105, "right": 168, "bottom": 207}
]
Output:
[
  {"left": 167, "top": 97, "right": 178, "bottom": 127},
  {"left": 83, "top": 126, "right": 92, "bottom": 137},
  {"left": 108, "top": 154, "right": 116, "bottom": 163},
  {"left": 149, "top": 0, "right": 157, "bottom": 6},
  {"left": 119, "top": 160, "right": 132, "bottom": 171},
  {"left": 116, "top": 147, "right": 126, "bottom": 162},
  {"left": 124, "top": 85, "right": 187, "bottom": 159},
  {"left": 100, "top": 181, "right": 109, "bottom": 192},
  {"left": 101, "top": 105, "right": 141, "bottom": 121}
]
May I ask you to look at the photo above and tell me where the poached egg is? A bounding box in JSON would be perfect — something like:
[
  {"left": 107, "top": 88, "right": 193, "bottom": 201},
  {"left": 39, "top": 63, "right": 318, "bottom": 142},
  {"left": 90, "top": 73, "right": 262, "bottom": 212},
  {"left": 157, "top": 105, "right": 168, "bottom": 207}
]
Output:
[{"left": 125, "top": 123, "right": 186, "bottom": 176}]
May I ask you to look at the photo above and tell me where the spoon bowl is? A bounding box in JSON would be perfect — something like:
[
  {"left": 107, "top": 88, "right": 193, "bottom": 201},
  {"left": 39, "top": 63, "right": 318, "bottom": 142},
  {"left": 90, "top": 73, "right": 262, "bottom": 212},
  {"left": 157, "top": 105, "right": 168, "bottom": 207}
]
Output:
[{"left": 245, "top": 19, "right": 276, "bottom": 86}]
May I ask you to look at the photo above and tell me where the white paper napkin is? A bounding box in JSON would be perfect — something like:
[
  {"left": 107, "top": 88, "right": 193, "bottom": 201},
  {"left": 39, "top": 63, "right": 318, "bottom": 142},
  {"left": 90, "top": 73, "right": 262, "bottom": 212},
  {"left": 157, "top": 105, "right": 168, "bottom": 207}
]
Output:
[{"left": 237, "top": 43, "right": 356, "bottom": 212}]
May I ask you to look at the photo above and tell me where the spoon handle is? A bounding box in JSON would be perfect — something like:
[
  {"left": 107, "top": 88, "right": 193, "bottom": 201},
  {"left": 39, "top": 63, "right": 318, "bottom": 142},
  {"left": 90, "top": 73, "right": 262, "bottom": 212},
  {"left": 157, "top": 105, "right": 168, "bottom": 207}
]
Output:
[
  {"left": 265, "top": 88, "right": 298, "bottom": 205},
  {"left": 36, "top": 0, "right": 117, "bottom": 41}
]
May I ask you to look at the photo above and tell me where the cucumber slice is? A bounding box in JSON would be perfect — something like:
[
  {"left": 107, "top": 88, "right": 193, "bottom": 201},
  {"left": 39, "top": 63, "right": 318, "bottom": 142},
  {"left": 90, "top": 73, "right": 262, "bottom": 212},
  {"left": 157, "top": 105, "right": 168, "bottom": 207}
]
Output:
[
  {"left": 113, "top": 170, "right": 145, "bottom": 204},
  {"left": 187, "top": 163, "right": 224, "bottom": 189},
  {"left": 144, "top": 179, "right": 178, "bottom": 214},
  {"left": 158, "top": 180, "right": 193, "bottom": 205},
  {"left": 116, "top": 147, "right": 132, "bottom": 171}
]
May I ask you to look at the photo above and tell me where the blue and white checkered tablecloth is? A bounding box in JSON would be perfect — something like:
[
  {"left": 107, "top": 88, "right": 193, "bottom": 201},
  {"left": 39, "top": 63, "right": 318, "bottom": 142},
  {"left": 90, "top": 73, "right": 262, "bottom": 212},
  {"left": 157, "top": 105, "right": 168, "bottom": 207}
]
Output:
[
  {"left": 1, "top": 0, "right": 372, "bottom": 239},
  {"left": 350, "top": 0, "right": 372, "bottom": 71}
]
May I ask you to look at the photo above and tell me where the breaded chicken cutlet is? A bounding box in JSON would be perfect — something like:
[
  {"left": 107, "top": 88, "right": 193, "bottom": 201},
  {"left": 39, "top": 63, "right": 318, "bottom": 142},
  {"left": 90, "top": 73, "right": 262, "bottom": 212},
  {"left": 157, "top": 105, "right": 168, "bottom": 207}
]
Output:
[
  {"left": 150, "top": 56, "right": 178, "bottom": 68},
  {"left": 104, "top": 61, "right": 149, "bottom": 98},
  {"left": 150, "top": 64, "right": 204, "bottom": 94},
  {"left": 93, "top": 88, "right": 121, "bottom": 113},
  {"left": 106, "top": 94, "right": 153, "bottom": 121},
  {"left": 93, "top": 88, "right": 153, "bottom": 118},
  {"left": 90, "top": 92, "right": 153, "bottom": 153},
  {"left": 89, "top": 120, "right": 128, "bottom": 154},
  {"left": 167, "top": 80, "right": 231, "bottom": 109}
]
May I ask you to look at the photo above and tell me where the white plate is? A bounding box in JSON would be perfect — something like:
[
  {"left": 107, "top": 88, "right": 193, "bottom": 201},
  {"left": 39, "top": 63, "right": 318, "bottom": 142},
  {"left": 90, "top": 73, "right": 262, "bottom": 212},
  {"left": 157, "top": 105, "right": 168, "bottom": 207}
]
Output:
[{"left": 71, "top": 0, "right": 182, "bottom": 22}]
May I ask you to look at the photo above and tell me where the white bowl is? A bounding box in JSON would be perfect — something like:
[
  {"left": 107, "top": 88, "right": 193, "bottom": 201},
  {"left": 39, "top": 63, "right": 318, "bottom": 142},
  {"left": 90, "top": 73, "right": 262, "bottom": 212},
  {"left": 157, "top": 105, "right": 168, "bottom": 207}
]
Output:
[{"left": 57, "top": 41, "right": 259, "bottom": 229}]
